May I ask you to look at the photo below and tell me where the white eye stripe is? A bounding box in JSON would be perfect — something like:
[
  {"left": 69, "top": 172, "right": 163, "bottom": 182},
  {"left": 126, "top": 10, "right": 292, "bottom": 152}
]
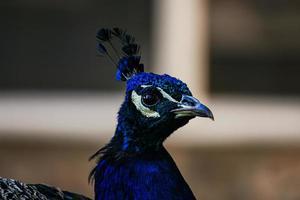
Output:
[
  {"left": 156, "top": 87, "right": 179, "bottom": 103},
  {"left": 140, "top": 85, "right": 179, "bottom": 103},
  {"left": 131, "top": 90, "right": 160, "bottom": 118},
  {"left": 132, "top": 85, "right": 179, "bottom": 118}
]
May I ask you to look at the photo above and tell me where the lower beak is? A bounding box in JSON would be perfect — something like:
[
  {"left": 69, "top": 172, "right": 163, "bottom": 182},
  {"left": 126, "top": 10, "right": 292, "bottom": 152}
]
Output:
[{"left": 171, "top": 95, "right": 214, "bottom": 120}]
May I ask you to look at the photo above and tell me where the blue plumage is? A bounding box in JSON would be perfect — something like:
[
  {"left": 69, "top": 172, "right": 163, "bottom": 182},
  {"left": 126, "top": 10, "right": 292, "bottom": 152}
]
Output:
[
  {"left": 116, "top": 56, "right": 144, "bottom": 81},
  {"left": 126, "top": 73, "right": 191, "bottom": 97},
  {"left": 92, "top": 28, "right": 214, "bottom": 200},
  {"left": 93, "top": 149, "right": 195, "bottom": 200}
]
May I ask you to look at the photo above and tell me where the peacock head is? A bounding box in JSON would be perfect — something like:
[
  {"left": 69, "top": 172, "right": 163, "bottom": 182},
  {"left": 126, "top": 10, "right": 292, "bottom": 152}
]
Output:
[
  {"left": 120, "top": 72, "right": 213, "bottom": 141},
  {"left": 97, "top": 28, "right": 213, "bottom": 151}
]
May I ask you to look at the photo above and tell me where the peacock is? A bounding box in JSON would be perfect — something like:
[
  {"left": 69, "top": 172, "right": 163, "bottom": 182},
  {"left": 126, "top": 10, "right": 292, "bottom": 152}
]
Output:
[
  {"left": 0, "top": 27, "right": 213, "bottom": 200},
  {"left": 89, "top": 28, "right": 214, "bottom": 200}
]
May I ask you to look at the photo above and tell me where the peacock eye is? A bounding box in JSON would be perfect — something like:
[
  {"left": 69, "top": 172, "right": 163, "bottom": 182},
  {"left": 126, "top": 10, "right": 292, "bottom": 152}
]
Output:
[{"left": 141, "top": 92, "right": 160, "bottom": 106}]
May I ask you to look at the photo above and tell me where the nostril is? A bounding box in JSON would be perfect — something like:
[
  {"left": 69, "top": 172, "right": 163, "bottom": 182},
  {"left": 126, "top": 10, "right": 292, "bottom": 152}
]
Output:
[
  {"left": 180, "top": 95, "right": 199, "bottom": 107},
  {"left": 181, "top": 99, "right": 191, "bottom": 106}
]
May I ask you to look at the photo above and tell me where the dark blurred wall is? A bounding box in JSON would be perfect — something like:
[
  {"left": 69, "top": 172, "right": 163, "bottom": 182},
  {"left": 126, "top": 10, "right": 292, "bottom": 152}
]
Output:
[
  {"left": 210, "top": 0, "right": 300, "bottom": 95},
  {"left": 0, "top": 0, "right": 152, "bottom": 91}
]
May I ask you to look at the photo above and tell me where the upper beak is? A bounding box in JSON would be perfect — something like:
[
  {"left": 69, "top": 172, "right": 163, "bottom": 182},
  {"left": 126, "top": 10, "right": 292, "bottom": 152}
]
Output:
[{"left": 171, "top": 95, "right": 214, "bottom": 120}]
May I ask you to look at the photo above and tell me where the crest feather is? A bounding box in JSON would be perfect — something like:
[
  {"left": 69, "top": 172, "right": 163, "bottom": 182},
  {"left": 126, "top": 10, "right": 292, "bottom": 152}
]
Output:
[{"left": 96, "top": 27, "right": 144, "bottom": 81}]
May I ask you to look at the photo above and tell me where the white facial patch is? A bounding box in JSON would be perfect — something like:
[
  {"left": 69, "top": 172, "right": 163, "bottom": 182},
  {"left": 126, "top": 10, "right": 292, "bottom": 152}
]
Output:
[
  {"left": 131, "top": 90, "right": 160, "bottom": 118},
  {"left": 131, "top": 85, "right": 180, "bottom": 118}
]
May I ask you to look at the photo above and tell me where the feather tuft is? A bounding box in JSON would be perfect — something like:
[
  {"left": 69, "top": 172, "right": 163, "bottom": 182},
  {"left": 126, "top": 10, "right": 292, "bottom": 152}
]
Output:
[
  {"left": 96, "top": 28, "right": 112, "bottom": 42},
  {"left": 111, "top": 27, "right": 124, "bottom": 38},
  {"left": 124, "top": 34, "right": 136, "bottom": 44},
  {"left": 96, "top": 43, "right": 107, "bottom": 55},
  {"left": 96, "top": 27, "right": 143, "bottom": 81},
  {"left": 116, "top": 56, "right": 144, "bottom": 81},
  {"left": 122, "top": 43, "right": 139, "bottom": 56}
]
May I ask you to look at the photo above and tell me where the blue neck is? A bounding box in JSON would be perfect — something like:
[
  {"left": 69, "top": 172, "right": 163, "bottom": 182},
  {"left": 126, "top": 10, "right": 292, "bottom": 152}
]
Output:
[
  {"left": 110, "top": 108, "right": 167, "bottom": 154},
  {"left": 93, "top": 147, "right": 196, "bottom": 200},
  {"left": 91, "top": 102, "right": 195, "bottom": 199}
]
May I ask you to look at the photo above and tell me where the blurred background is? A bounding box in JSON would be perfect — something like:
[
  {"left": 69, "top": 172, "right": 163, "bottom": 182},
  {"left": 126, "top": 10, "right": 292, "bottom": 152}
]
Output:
[{"left": 1, "top": 0, "right": 300, "bottom": 199}]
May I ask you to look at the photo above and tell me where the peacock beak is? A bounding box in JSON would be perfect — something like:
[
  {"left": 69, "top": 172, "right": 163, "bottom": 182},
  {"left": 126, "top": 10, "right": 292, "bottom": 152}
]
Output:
[{"left": 171, "top": 95, "right": 214, "bottom": 120}]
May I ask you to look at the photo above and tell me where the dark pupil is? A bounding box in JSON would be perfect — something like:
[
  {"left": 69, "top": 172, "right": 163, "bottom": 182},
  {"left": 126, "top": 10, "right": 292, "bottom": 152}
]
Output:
[{"left": 142, "top": 93, "right": 159, "bottom": 106}]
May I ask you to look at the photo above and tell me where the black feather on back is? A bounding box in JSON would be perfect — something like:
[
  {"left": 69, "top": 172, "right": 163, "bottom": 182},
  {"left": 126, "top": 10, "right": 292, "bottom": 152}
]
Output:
[{"left": 0, "top": 177, "right": 91, "bottom": 200}]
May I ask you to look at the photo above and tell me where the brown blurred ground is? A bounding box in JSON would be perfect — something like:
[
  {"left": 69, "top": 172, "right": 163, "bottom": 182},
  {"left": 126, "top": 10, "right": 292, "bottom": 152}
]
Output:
[{"left": 1, "top": 137, "right": 300, "bottom": 200}]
